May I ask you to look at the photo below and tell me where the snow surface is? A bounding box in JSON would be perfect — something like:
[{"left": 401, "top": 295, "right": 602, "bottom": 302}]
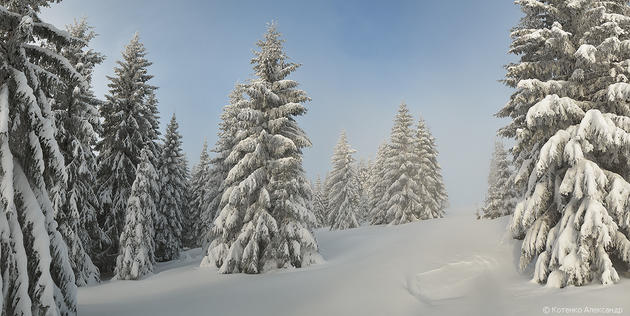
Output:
[{"left": 78, "top": 214, "right": 630, "bottom": 315}]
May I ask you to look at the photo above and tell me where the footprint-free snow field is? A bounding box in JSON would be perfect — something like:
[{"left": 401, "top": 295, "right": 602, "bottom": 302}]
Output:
[{"left": 78, "top": 215, "right": 630, "bottom": 316}]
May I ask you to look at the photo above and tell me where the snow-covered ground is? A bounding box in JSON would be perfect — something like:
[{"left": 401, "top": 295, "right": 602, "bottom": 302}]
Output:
[{"left": 79, "top": 214, "right": 629, "bottom": 315}]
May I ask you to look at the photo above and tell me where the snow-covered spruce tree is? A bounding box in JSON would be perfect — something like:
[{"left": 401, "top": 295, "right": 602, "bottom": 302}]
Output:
[
  {"left": 478, "top": 140, "right": 516, "bottom": 219},
  {"left": 374, "top": 103, "right": 424, "bottom": 225},
  {"left": 327, "top": 132, "right": 360, "bottom": 230},
  {"left": 115, "top": 148, "right": 158, "bottom": 280},
  {"left": 203, "top": 23, "right": 320, "bottom": 274},
  {"left": 355, "top": 159, "right": 372, "bottom": 224},
  {"left": 502, "top": 0, "right": 630, "bottom": 287},
  {"left": 186, "top": 139, "right": 211, "bottom": 248},
  {"left": 414, "top": 117, "right": 448, "bottom": 219},
  {"left": 199, "top": 84, "right": 245, "bottom": 251},
  {"left": 368, "top": 142, "right": 389, "bottom": 224},
  {"left": 96, "top": 33, "right": 160, "bottom": 273},
  {"left": 0, "top": 2, "right": 81, "bottom": 314},
  {"left": 50, "top": 18, "right": 106, "bottom": 286},
  {"left": 155, "top": 114, "right": 187, "bottom": 262},
  {"left": 179, "top": 153, "right": 193, "bottom": 248},
  {"left": 311, "top": 175, "right": 328, "bottom": 228}
]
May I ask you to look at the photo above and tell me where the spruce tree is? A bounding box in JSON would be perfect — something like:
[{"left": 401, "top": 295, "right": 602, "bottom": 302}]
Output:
[
  {"left": 155, "top": 114, "right": 187, "bottom": 262},
  {"left": 199, "top": 84, "right": 244, "bottom": 251},
  {"left": 355, "top": 159, "right": 372, "bottom": 224},
  {"left": 368, "top": 142, "right": 389, "bottom": 224},
  {"left": 321, "top": 172, "right": 333, "bottom": 226},
  {"left": 0, "top": 1, "right": 80, "bottom": 313},
  {"left": 478, "top": 141, "right": 515, "bottom": 219},
  {"left": 115, "top": 148, "right": 158, "bottom": 280},
  {"left": 50, "top": 18, "right": 106, "bottom": 286},
  {"left": 375, "top": 103, "right": 424, "bottom": 225},
  {"left": 327, "top": 132, "right": 360, "bottom": 230},
  {"left": 501, "top": 0, "right": 630, "bottom": 287},
  {"left": 414, "top": 117, "right": 448, "bottom": 219},
  {"left": 311, "top": 175, "right": 328, "bottom": 228},
  {"left": 96, "top": 33, "right": 160, "bottom": 273},
  {"left": 180, "top": 153, "right": 193, "bottom": 248},
  {"left": 186, "top": 139, "right": 211, "bottom": 248},
  {"left": 203, "top": 23, "right": 320, "bottom": 274}
]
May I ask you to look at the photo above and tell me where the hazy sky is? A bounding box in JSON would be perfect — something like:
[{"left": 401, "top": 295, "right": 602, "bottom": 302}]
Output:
[{"left": 41, "top": 0, "right": 522, "bottom": 213}]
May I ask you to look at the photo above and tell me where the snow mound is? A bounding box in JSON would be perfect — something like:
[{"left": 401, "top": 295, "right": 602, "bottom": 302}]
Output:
[{"left": 407, "top": 255, "right": 498, "bottom": 304}]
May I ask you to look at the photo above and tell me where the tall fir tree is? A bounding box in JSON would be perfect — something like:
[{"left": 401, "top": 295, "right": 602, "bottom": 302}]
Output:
[
  {"left": 414, "top": 117, "right": 448, "bottom": 219},
  {"left": 203, "top": 23, "right": 320, "bottom": 274},
  {"left": 374, "top": 103, "right": 424, "bottom": 225},
  {"left": 50, "top": 18, "right": 106, "bottom": 286},
  {"left": 321, "top": 171, "right": 333, "bottom": 227},
  {"left": 0, "top": 1, "right": 81, "bottom": 314},
  {"left": 368, "top": 142, "right": 389, "bottom": 224},
  {"left": 155, "top": 114, "right": 187, "bottom": 262},
  {"left": 180, "top": 153, "right": 193, "bottom": 248},
  {"left": 355, "top": 159, "right": 372, "bottom": 224},
  {"left": 311, "top": 175, "right": 328, "bottom": 228},
  {"left": 327, "top": 132, "right": 360, "bottom": 230},
  {"left": 96, "top": 33, "right": 160, "bottom": 273},
  {"left": 478, "top": 141, "right": 516, "bottom": 219},
  {"left": 501, "top": 0, "right": 630, "bottom": 287},
  {"left": 199, "top": 84, "right": 244, "bottom": 251},
  {"left": 186, "top": 139, "right": 211, "bottom": 248},
  {"left": 115, "top": 148, "right": 158, "bottom": 280}
]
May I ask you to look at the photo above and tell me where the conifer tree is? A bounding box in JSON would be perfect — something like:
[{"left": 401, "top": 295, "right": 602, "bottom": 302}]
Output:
[
  {"left": 180, "top": 153, "right": 193, "bottom": 248},
  {"left": 0, "top": 1, "right": 81, "bottom": 313},
  {"left": 375, "top": 103, "right": 424, "bottom": 225},
  {"left": 155, "top": 114, "right": 187, "bottom": 262},
  {"left": 203, "top": 23, "right": 320, "bottom": 274},
  {"left": 186, "top": 139, "right": 211, "bottom": 248},
  {"left": 414, "top": 117, "right": 448, "bottom": 219},
  {"left": 501, "top": 0, "right": 630, "bottom": 287},
  {"left": 311, "top": 175, "right": 328, "bottom": 228},
  {"left": 199, "top": 85, "right": 244, "bottom": 251},
  {"left": 478, "top": 141, "right": 515, "bottom": 219},
  {"left": 327, "top": 132, "right": 360, "bottom": 230},
  {"left": 51, "top": 18, "right": 106, "bottom": 286},
  {"left": 355, "top": 159, "right": 372, "bottom": 224},
  {"left": 368, "top": 142, "right": 389, "bottom": 224},
  {"left": 96, "top": 33, "right": 160, "bottom": 272},
  {"left": 115, "top": 148, "right": 158, "bottom": 280}
]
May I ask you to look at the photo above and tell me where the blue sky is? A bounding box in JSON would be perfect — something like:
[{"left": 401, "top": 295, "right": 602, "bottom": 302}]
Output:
[{"left": 41, "top": 0, "right": 522, "bottom": 212}]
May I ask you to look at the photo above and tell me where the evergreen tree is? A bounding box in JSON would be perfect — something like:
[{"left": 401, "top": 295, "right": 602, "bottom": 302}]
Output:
[
  {"left": 311, "top": 175, "right": 328, "bottom": 228},
  {"left": 0, "top": 2, "right": 81, "bottom": 313},
  {"left": 50, "top": 18, "right": 106, "bottom": 287},
  {"left": 96, "top": 33, "right": 160, "bottom": 273},
  {"left": 501, "top": 0, "right": 630, "bottom": 287},
  {"left": 186, "top": 139, "right": 211, "bottom": 248},
  {"left": 414, "top": 117, "right": 448, "bottom": 219},
  {"left": 374, "top": 103, "right": 424, "bottom": 225},
  {"left": 155, "top": 114, "right": 187, "bottom": 262},
  {"left": 180, "top": 153, "right": 193, "bottom": 248},
  {"left": 115, "top": 148, "right": 158, "bottom": 280},
  {"left": 327, "top": 132, "right": 360, "bottom": 230},
  {"left": 321, "top": 171, "right": 333, "bottom": 226},
  {"left": 199, "top": 84, "right": 244, "bottom": 251},
  {"left": 368, "top": 142, "right": 389, "bottom": 224},
  {"left": 478, "top": 141, "right": 515, "bottom": 219},
  {"left": 203, "top": 23, "right": 320, "bottom": 274},
  {"left": 355, "top": 159, "right": 372, "bottom": 224}
]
